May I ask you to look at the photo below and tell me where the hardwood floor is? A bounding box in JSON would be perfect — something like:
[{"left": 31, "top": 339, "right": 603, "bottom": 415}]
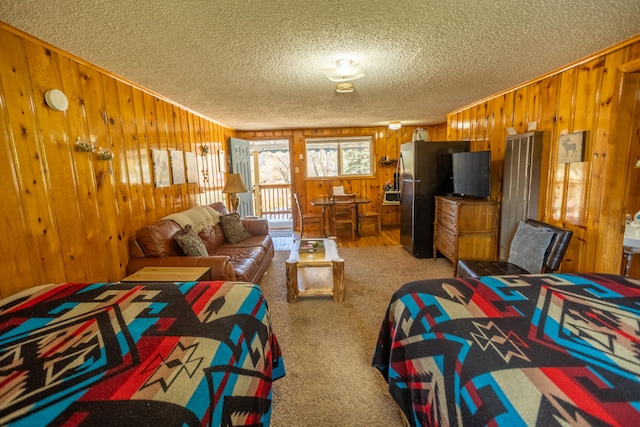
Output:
[
  {"left": 270, "top": 226, "right": 401, "bottom": 251},
  {"left": 334, "top": 226, "right": 400, "bottom": 248}
]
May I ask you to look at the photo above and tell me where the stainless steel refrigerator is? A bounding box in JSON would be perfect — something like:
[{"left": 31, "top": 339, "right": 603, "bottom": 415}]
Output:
[{"left": 399, "top": 140, "right": 469, "bottom": 258}]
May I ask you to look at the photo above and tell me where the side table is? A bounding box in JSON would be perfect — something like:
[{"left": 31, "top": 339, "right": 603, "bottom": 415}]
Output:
[{"left": 121, "top": 266, "right": 211, "bottom": 282}]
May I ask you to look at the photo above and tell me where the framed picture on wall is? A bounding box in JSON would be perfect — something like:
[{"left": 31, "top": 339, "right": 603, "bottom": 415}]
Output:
[
  {"left": 151, "top": 149, "right": 171, "bottom": 187},
  {"left": 170, "top": 149, "right": 186, "bottom": 184},
  {"left": 185, "top": 151, "right": 198, "bottom": 183},
  {"left": 218, "top": 150, "right": 227, "bottom": 172},
  {"left": 558, "top": 131, "right": 586, "bottom": 163}
]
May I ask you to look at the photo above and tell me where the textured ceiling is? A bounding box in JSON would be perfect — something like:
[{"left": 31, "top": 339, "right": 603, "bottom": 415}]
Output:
[{"left": 1, "top": 1, "right": 639, "bottom": 131}]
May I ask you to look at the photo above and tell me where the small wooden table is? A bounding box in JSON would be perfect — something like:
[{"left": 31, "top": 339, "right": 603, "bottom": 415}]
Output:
[
  {"left": 285, "top": 238, "right": 345, "bottom": 302},
  {"left": 121, "top": 267, "right": 211, "bottom": 282},
  {"left": 310, "top": 196, "right": 370, "bottom": 237}
]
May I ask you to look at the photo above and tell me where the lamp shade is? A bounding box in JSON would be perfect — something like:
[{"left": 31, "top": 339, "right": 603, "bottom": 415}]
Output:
[{"left": 222, "top": 173, "right": 248, "bottom": 193}]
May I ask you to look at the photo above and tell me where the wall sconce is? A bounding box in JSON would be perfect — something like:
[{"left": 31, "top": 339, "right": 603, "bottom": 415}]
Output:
[
  {"left": 75, "top": 138, "right": 94, "bottom": 152},
  {"left": 200, "top": 145, "right": 209, "bottom": 155},
  {"left": 222, "top": 173, "right": 248, "bottom": 212},
  {"left": 96, "top": 148, "right": 114, "bottom": 161},
  {"left": 388, "top": 121, "right": 402, "bottom": 130},
  {"left": 74, "top": 138, "right": 113, "bottom": 160}
]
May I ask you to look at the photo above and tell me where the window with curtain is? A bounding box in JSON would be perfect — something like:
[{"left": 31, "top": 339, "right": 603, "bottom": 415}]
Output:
[{"left": 305, "top": 136, "right": 374, "bottom": 178}]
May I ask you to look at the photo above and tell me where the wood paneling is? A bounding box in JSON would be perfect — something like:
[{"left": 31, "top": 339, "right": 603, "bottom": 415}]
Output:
[
  {"left": 447, "top": 36, "right": 640, "bottom": 277},
  {"left": 0, "top": 24, "right": 229, "bottom": 297},
  {"left": 237, "top": 124, "right": 442, "bottom": 229},
  {"left": 2, "top": 21, "right": 639, "bottom": 299}
]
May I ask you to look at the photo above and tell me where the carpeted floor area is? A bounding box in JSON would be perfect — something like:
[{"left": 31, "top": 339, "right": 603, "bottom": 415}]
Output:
[{"left": 259, "top": 245, "right": 454, "bottom": 426}]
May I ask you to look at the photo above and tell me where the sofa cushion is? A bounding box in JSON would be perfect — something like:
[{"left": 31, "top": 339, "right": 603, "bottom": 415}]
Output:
[
  {"left": 175, "top": 225, "right": 208, "bottom": 256},
  {"left": 135, "top": 219, "right": 183, "bottom": 257},
  {"left": 209, "top": 202, "right": 229, "bottom": 216},
  {"left": 224, "top": 234, "right": 272, "bottom": 252},
  {"left": 213, "top": 246, "right": 265, "bottom": 282},
  {"left": 199, "top": 224, "right": 228, "bottom": 255},
  {"left": 242, "top": 218, "right": 269, "bottom": 236},
  {"left": 220, "top": 213, "right": 252, "bottom": 244}
]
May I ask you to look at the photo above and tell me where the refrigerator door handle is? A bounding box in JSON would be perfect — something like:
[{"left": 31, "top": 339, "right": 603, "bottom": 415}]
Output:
[
  {"left": 396, "top": 153, "right": 420, "bottom": 182},
  {"left": 415, "top": 141, "right": 421, "bottom": 183}
]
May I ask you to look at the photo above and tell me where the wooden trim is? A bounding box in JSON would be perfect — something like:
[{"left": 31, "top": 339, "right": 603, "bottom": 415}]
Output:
[{"left": 618, "top": 57, "right": 640, "bottom": 73}]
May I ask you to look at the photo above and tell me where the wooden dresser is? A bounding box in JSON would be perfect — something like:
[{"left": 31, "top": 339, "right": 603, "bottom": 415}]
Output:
[{"left": 433, "top": 196, "right": 499, "bottom": 274}]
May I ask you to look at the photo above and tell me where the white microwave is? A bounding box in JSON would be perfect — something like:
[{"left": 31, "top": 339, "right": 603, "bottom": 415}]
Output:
[{"left": 383, "top": 190, "right": 400, "bottom": 205}]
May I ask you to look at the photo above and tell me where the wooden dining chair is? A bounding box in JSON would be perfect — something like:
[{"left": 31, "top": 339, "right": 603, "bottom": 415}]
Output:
[
  {"left": 330, "top": 193, "right": 356, "bottom": 240},
  {"left": 293, "top": 193, "right": 323, "bottom": 238},
  {"left": 358, "top": 190, "right": 383, "bottom": 235}
]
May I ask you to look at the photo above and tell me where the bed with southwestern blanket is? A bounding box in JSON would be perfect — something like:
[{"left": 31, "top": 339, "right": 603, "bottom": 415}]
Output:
[
  {"left": 0, "top": 280, "right": 285, "bottom": 426},
  {"left": 372, "top": 273, "right": 640, "bottom": 426}
]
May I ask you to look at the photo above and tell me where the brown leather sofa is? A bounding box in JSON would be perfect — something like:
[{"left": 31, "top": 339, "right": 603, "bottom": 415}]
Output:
[{"left": 126, "top": 202, "right": 274, "bottom": 283}]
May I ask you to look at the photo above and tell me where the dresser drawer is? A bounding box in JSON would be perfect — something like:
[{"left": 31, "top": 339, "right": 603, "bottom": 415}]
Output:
[
  {"left": 434, "top": 227, "right": 456, "bottom": 258},
  {"left": 436, "top": 210, "right": 457, "bottom": 231},
  {"left": 434, "top": 196, "right": 498, "bottom": 274},
  {"left": 438, "top": 199, "right": 459, "bottom": 218}
]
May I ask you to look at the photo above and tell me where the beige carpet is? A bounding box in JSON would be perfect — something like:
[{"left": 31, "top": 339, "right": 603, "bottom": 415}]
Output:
[{"left": 259, "top": 245, "right": 454, "bottom": 426}]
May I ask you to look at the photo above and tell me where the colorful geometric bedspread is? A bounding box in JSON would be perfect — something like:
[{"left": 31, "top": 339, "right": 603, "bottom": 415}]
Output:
[
  {"left": 372, "top": 273, "right": 640, "bottom": 426},
  {"left": 0, "top": 281, "right": 285, "bottom": 426}
]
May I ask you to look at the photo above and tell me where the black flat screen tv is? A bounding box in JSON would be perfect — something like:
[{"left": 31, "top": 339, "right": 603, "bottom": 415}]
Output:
[{"left": 451, "top": 150, "right": 491, "bottom": 198}]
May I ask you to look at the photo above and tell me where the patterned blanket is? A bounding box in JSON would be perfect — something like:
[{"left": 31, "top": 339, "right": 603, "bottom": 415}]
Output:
[
  {"left": 0, "top": 281, "right": 285, "bottom": 426},
  {"left": 372, "top": 273, "right": 640, "bottom": 426}
]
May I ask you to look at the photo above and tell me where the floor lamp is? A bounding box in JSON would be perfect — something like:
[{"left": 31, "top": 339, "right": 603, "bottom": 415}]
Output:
[{"left": 222, "top": 173, "right": 248, "bottom": 213}]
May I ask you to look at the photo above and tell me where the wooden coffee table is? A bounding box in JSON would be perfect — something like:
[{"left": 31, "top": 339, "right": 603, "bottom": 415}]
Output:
[
  {"left": 121, "top": 266, "right": 211, "bottom": 282},
  {"left": 285, "top": 238, "right": 345, "bottom": 302}
]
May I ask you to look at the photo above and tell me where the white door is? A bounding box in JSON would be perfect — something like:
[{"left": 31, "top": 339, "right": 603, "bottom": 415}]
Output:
[{"left": 229, "top": 138, "right": 254, "bottom": 217}]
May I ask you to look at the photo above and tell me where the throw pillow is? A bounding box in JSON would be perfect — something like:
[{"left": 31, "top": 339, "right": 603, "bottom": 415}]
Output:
[
  {"left": 508, "top": 221, "right": 553, "bottom": 274},
  {"left": 220, "top": 213, "right": 252, "bottom": 244},
  {"left": 175, "top": 224, "right": 208, "bottom": 256}
]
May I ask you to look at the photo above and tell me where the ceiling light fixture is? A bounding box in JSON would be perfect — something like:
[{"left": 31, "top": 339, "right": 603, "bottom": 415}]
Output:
[
  {"left": 388, "top": 121, "right": 402, "bottom": 130},
  {"left": 336, "top": 82, "right": 355, "bottom": 93},
  {"left": 322, "top": 59, "right": 366, "bottom": 83}
]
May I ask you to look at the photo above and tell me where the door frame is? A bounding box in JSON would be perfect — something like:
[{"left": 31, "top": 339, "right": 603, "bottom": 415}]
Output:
[{"left": 246, "top": 137, "right": 294, "bottom": 225}]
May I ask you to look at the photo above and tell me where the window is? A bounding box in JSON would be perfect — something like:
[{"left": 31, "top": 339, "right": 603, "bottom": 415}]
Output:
[{"left": 305, "top": 136, "right": 374, "bottom": 178}]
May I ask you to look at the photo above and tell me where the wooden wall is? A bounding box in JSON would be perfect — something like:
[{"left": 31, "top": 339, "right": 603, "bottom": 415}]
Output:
[
  {"left": 2, "top": 19, "right": 638, "bottom": 299},
  {"left": 447, "top": 36, "right": 640, "bottom": 277},
  {"left": 0, "top": 23, "right": 232, "bottom": 297},
  {"left": 237, "top": 124, "right": 447, "bottom": 228}
]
